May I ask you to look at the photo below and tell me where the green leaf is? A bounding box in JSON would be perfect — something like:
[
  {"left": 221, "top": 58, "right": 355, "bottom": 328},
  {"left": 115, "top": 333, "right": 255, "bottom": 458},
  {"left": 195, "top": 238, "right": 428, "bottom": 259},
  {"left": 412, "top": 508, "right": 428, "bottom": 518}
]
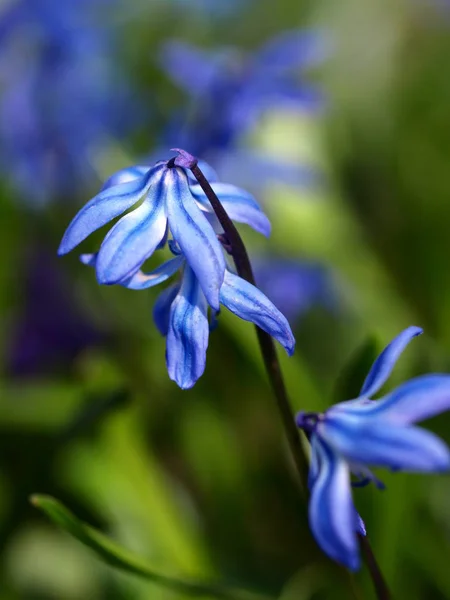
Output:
[{"left": 30, "top": 495, "right": 271, "bottom": 600}]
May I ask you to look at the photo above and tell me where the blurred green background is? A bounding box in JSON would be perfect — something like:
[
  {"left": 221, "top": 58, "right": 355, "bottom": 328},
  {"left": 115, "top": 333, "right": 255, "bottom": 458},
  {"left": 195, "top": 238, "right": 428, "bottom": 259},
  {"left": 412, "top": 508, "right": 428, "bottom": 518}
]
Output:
[{"left": 0, "top": 0, "right": 449, "bottom": 598}]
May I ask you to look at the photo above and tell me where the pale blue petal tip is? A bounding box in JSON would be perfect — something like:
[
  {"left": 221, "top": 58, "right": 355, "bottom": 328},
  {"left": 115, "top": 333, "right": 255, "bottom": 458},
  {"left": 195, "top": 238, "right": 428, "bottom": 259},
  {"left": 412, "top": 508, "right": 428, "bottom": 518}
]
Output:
[{"left": 360, "top": 325, "right": 425, "bottom": 398}]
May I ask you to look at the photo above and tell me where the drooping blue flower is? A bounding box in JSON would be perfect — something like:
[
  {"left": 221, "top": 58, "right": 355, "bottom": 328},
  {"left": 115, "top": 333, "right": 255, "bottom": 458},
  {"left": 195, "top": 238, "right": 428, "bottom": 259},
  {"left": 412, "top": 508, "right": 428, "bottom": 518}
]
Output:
[
  {"left": 296, "top": 326, "right": 450, "bottom": 571},
  {"left": 81, "top": 243, "right": 295, "bottom": 389},
  {"left": 0, "top": 0, "right": 138, "bottom": 204},
  {"left": 58, "top": 152, "right": 271, "bottom": 310}
]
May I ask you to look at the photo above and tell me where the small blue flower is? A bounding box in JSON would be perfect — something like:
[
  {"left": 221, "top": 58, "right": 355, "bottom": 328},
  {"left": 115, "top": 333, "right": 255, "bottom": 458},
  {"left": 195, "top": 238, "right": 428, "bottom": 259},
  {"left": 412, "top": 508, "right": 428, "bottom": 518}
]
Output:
[
  {"left": 296, "top": 326, "right": 450, "bottom": 571},
  {"left": 81, "top": 244, "right": 295, "bottom": 388},
  {"left": 58, "top": 153, "right": 270, "bottom": 310},
  {"left": 160, "top": 30, "right": 326, "bottom": 158}
]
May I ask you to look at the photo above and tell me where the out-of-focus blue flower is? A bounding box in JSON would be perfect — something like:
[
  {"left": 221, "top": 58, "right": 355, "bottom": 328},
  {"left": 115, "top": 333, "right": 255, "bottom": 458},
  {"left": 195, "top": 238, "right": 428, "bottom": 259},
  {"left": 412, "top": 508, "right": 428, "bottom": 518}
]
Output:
[
  {"left": 58, "top": 152, "right": 270, "bottom": 310},
  {"left": 0, "top": 0, "right": 137, "bottom": 204},
  {"left": 252, "top": 257, "right": 337, "bottom": 325},
  {"left": 7, "top": 246, "right": 100, "bottom": 377},
  {"left": 296, "top": 326, "right": 450, "bottom": 571},
  {"left": 81, "top": 243, "right": 295, "bottom": 389},
  {"left": 161, "top": 30, "right": 325, "bottom": 157}
]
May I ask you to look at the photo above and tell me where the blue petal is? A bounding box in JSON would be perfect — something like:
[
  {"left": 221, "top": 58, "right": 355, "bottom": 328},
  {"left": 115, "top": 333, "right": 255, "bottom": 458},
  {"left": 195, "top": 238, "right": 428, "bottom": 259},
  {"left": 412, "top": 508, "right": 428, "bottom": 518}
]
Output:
[
  {"left": 354, "top": 513, "right": 366, "bottom": 537},
  {"left": 165, "top": 167, "right": 225, "bottom": 310},
  {"left": 308, "top": 434, "right": 321, "bottom": 490},
  {"left": 359, "top": 326, "right": 423, "bottom": 398},
  {"left": 190, "top": 182, "right": 271, "bottom": 237},
  {"left": 166, "top": 266, "right": 209, "bottom": 389},
  {"left": 79, "top": 252, "right": 182, "bottom": 292},
  {"left": 153, "top": 283, "right": 180, "bottom": 336},
  {"left": 254, "top": 29, "right": 328, "bottom": 73},
  {"left": 309, "top": 438, "right": 360, "bottom": 571},
  {"left": 95, "top": 176, "right": 168, "bottom": 284},
  {"left": 100, "top": 165, "right": 151, "bottom": 192},
  {"left": 58, "top": 167, "right": 156, "bottom": 255},
  {"left": 319, "top": 414, "right": 450, "bottom": 472},
  {"left": 160, "top": 40, "right": 221, "bottom": 96},
  {"left": 364, "top": 374, "right": 450, "bottom": 425},
  {"left": 120, "top": 256, "right": 184, "bottom": 290},
  {"left": 219, "top": 270, "right": 295, "bottom": 355}
]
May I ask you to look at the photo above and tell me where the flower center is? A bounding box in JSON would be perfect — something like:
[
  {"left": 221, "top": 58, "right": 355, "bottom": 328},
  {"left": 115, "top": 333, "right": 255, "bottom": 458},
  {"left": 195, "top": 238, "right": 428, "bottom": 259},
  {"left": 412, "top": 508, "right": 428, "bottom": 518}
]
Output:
[{"left": 295, "top": 411, "right": 320, "bottom": 434}]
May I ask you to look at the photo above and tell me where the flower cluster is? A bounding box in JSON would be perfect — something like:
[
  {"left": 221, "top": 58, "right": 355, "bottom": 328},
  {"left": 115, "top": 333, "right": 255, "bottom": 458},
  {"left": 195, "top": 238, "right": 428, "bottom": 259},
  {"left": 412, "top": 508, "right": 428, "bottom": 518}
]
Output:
[
  {"left": 58, "top": 150, "right": 295, "bottom": 388},
  {"left": 0, "top": 0, "right": 138, "bottom": 204},
  {"left": 296, "top": 326, "right": 450, "bottom": 570}
]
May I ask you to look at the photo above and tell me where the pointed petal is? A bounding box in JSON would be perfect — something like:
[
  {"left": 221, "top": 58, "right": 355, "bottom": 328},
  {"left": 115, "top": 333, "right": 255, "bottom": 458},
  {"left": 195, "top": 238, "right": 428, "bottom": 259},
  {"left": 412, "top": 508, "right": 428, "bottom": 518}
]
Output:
[
  {"left": 79, "top": 252, "right": 181, "bottom": 291},
  {"left": 354, "top": 512, "right": 366, "bottom": 537},
  {"left": 219, "top": 270, "right": 295, "bottom": 355},
  {"left": 166, "top": 266, "right": 209, "bottom": 389},
  {"left": 359, "top": 326, "right": 423, "bottom": 398},
  {"left": 95, "top": 177, "right": 168, "bottom": 284},
  {"left": 165, "top": 167, "right": 225, "bottom": 310},
  {"left": 319, "top": 415, "right": 450, "bottom": 472},
  {"left": 100, "top": 165, "right": 151, "bottom": 191},
  {"left": 120, "top": 256, "right": 184, "bottom": 290},
  {"left": 153, "top": 283, "right": 180, "bottom": 336},
  {"left": 190, "top": 182, "right": 271, "bottom": 237},
  {"left": 370, "top": 374, "right": 450, "bottom": 425},
  {"left": 309, "top": 438, "right": 360, "bottom": 571},
  {"left": 58, "top": 167, "right": 157, "bottom": 255}
]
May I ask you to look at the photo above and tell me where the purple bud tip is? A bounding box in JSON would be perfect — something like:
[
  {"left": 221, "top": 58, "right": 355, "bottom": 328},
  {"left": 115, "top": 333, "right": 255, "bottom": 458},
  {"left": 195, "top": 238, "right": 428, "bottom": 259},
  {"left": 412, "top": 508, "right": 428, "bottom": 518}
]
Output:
[
  {"left": 295, "top": 411, "right": 319, "bottom": 433},
  {"left": 171, "top": 148, "right": 198, "bottom": 169}
]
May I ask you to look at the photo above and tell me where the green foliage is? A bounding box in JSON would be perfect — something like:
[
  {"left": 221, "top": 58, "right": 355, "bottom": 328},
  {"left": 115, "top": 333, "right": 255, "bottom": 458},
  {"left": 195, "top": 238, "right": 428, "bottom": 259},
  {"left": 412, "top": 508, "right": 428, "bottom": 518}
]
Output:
[{"left": 31, "top": 495, "right": 269, "bottom": 600}]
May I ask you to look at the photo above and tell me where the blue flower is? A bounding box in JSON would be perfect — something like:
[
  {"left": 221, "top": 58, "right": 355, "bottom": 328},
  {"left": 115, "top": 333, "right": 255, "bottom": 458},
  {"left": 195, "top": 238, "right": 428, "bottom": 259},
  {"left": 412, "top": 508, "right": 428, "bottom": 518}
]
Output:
[
  {"left": 296, "top": 326, "right": 450, "bottom": 571},
  {"left": 58, "top": 154, "right": 271, "bottom": 311},
  {"left": 0, "top": 0, "right": 138, "bottom": 204},
  {"left": 81, "top": 244, "right": 295, "bottom": 389},
  {"left": 160, "top": 30, "right": 326, "bottom": 157}
]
